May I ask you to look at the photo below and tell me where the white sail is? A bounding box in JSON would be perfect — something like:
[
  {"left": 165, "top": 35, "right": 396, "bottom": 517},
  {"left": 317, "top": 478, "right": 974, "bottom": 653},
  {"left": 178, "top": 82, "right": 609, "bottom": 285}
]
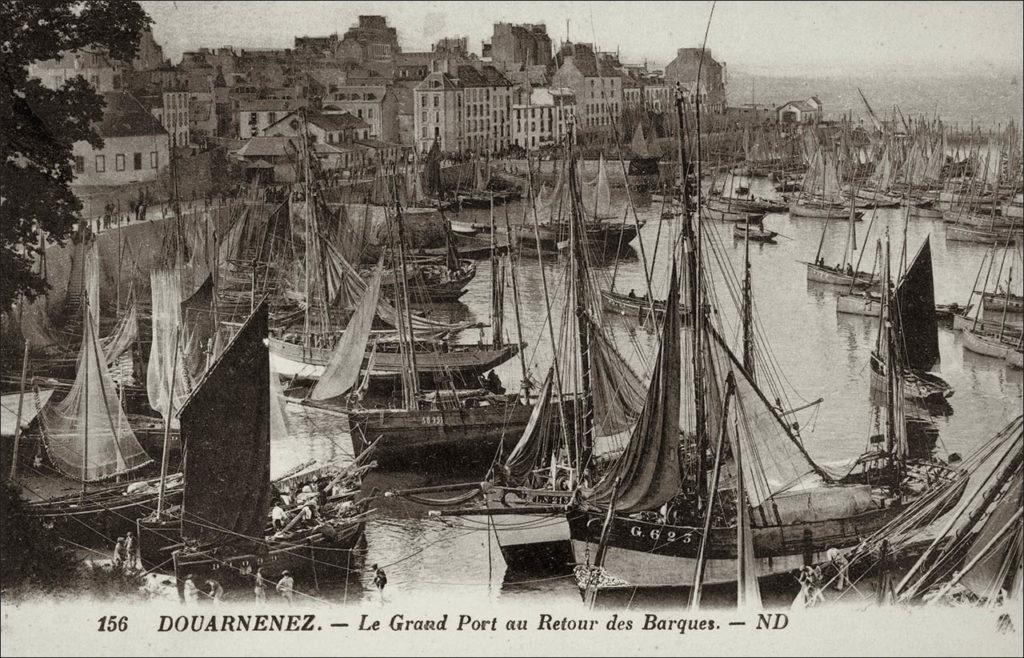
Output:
[
  {"left": 310, "top": 262, "right": 384, "bottom": 400},
  {"left": 38, "top": 303, "right": 151, "bottom": 481}
]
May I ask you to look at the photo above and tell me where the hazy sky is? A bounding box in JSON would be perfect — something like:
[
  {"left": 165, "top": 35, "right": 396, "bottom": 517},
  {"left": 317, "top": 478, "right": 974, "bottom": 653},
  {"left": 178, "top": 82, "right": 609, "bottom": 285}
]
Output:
[{"left": 141, "top": 1, "right": 1023, "bottom": 77}]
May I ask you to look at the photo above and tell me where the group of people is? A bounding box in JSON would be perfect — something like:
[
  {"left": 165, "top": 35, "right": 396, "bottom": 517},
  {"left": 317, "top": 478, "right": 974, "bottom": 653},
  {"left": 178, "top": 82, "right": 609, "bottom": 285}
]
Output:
[{"left": 793, "top": 546, "right": 852, "bottom": 608}]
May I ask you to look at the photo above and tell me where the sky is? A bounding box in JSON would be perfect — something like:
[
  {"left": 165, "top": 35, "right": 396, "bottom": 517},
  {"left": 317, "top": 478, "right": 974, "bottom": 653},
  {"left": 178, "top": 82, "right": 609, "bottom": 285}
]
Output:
[{"left": 140, "top": 1, "right": 1024, "bottom": 78}]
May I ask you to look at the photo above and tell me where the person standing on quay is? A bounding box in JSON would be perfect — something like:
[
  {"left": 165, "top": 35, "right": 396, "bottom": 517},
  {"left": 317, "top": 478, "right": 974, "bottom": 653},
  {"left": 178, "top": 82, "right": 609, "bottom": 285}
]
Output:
[
  {"left": 182, "top": 574, "right": 199, "bottom": 605},
  {"left": 276, "top": 570, "right": 295, "bottom": 604},
  {"left": 372, "top": 563, "right": 387, "bottom": 603},
  {"left": 254, "top": 568, "right": 267, "bottom": 602},
  {"left": 123, "top": 531, "right": 137, "bottom": 574},
  {"left": 112, "top": 537, "right": 126, "bottom": 572},
  {"left": 206, "top": 579, "right": 224, "bottom": 604}
]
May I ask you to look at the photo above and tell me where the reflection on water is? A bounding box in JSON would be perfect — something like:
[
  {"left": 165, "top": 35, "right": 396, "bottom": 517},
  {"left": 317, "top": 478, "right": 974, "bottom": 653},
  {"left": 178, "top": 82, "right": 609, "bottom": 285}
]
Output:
[{"left": 280, "top": 178, "right": 1022, "bottom": 606}]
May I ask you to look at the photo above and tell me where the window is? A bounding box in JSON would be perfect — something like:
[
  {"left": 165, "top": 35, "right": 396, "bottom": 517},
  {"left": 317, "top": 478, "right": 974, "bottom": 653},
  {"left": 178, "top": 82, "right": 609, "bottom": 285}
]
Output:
[
  {"left": 112, "top": 74, "right": 121, "bottom": 89},
  {"left": 268, "top": 111, "right": 276, "bottom": 123},
  {"left": 357, "top": 109, "right": 363, "bottom": 118},
  {"left": 433, "top": 96, "right": 439, "bottom": 108},
  {"left": 95, "top": 155, "right": 105, "bottom": 172},
  {"left": 368, "top": 108, "right": 373, "bottom": 119},
  {"left": 74, "top": 156, "right": 84, "bottom": 174},
  {"left": 115, "top": 154, "right": 125, "bottom": 171},
  {"left": 150, "top": 151, "right": 158, "bottom": 168},
  {"left": 422, "top": 126, "right": 428, "bottom": 138},
  {"left": 134, "top": 153, "right": 142, "bottom": 170}
]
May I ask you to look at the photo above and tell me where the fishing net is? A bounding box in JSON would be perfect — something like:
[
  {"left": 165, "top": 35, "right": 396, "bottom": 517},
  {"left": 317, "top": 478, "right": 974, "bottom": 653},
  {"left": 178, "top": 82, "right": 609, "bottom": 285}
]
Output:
[
  {"left": 38, "top": 310, "right": 151, "bottom": 481},
  {"left": 146, "top": 269, "right": 192, "bottom": 418}
]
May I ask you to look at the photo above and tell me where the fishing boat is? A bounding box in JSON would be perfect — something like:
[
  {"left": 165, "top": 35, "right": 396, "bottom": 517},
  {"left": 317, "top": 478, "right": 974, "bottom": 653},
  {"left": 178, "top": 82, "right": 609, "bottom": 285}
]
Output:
[
  {"left": 804, "top": 194, "right": 877, "bottom": 288},
  {"left": 703, "top": 205, "right": 766, "bottom": 224},
  {"left": 961, "top": 328, "right": 1024, "bottom": 368},
  {"left": 138, "top": 302, "right": 367, "bottom": 593},
  {"left": 568, "top": 251, "right": 958, "bottom": 591},
  {"left": 473, "top": 147, "right": 654, "bottom": 571},
  {"left": 868, "top": 237, "right": 954, "bottom": 410},
  {"left": 947, "top": 224, "right": 1018, "bottom": 245},
  {"left": 979, "top": 291, "right": 1024, "bottom": 313},
  {"left": 790, "top": 200, "right": 864, "bottom": 220},
  {"left": 599, "top": 289, "right": 671, "bottom": 318},
  {"left": 379, "top": 258, "right": 477, "bottom": 303},
  {"left": 732, "top": 223, "right": 777, "bottom": 243}
]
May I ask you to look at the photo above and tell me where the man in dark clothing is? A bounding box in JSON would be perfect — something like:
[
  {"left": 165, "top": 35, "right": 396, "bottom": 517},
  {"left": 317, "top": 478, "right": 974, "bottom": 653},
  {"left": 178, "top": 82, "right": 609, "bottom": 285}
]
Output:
[{"left": 371, "top": 564, "right": 387, "bottom": 597}]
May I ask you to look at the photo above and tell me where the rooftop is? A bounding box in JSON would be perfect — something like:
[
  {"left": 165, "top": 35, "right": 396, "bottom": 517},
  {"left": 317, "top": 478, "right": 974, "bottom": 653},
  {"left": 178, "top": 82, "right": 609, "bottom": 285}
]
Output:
[{"left": 97, "top": 92, "right": 167, "bottom": 138}]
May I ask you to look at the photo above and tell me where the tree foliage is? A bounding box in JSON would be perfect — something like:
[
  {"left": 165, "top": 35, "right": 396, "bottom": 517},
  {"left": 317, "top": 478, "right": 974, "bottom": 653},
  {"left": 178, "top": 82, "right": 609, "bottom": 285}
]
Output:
[
  {"left": 0, "top": 483, "right": 78, "bottom": 591},
  {"left": 0, "top": 1, "right": 151, "bottom": 309}
]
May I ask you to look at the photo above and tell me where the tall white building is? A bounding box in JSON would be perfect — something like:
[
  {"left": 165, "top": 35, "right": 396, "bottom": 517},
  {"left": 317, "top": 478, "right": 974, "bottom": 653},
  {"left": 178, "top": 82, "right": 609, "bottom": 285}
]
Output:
[
  {"left": 413, "top": 65, "right": 514, "bottom": 154},
  {"left": 512, "top": 88, "right": 576, "bottom": 150}
]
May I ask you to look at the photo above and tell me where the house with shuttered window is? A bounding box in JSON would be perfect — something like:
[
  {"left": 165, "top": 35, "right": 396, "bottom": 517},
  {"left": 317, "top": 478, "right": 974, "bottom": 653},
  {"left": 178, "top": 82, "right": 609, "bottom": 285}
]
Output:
[{"left": 70, "top": 91, "right": 169, "bottom": 187}]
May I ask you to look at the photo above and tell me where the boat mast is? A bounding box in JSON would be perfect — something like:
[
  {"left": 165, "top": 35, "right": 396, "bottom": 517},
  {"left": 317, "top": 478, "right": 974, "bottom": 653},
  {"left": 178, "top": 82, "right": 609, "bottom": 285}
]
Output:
[
  {"left": 742, "top": 217, "right": 754, "bottom": 378},
  {"left": 568, "top": 152, "right": 595, "bottom": 477},
  {"left": 525, "top": 150, "right": 573, "bottom": 481},
  {"left": 8, "top": 312, "right": 30, "bottom": 482},
  {"left": 501, "top": 204, "right": 530, "bottom": 392},
  {"left": 81, "top": 297, "right": 90, "bottom": 496},
  {"left": 689, "top": 371, "right": 736, "bottom": 610},
  {"left": 489, "top": 195, "right": 503, "bottom": 347},
  {"left": 156, "top": 326, "right": 181, "bottom": 517},
  {"left": 675, "top": 84, "right": 706, "bottom": 502},
  {"left": 393, "top": 201, "right": 420, "bottom": 409}
]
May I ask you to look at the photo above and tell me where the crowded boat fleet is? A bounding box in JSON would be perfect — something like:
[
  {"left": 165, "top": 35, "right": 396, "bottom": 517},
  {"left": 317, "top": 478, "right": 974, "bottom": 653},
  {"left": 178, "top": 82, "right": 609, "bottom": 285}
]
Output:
[{"left": 2, "top": 79, "right": 1021, "bottom": 620}]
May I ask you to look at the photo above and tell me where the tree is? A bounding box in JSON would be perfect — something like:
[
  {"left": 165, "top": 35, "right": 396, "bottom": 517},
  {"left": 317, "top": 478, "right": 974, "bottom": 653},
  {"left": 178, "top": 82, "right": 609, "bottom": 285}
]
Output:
[
  {"left": 0, "top": 1, "right": 151, "bottom": 310},
  {"left": 0, "top": 483, "right": 78, "bottom": 592}
]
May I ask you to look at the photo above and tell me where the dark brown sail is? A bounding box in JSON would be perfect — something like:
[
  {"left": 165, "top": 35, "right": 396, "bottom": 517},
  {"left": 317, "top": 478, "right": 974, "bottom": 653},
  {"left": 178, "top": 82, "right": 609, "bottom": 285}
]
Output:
[
  {"left": 589, "top": 263, "right": 681, "bottom": 513},
  {"left": 503, "top": 368, "right": 555, "bottom": 479},
  {"left": 892, "top": 237, "right": 939, "bottom": 371},
  {"left": 180, "top": 274, "right": 215, "bottom": 381},
  {"left": 180, "top": 300, "right": 270, "bottom": 547}
]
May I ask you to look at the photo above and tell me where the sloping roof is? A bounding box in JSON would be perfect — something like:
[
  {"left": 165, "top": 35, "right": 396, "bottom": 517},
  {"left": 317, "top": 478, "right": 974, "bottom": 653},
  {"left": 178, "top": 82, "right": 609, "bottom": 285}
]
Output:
[
  {"left": 308, "top": 112, "right": 370, "bottom": 131},
  {"left": 236, "top": 136, "right": 296, "bottom": 158},
  {"left": 97, "top": 92, "right": 167, "bottom": 138},
  {"left": 237, "top": 98, "right": 305, "bottom": 112},
  {"left": 456, "top": 65, "right": 512, "bottom": 88},
  {"left": 776, "top": 99, "right": 819, "bottom": 113},
  {"left": 415, "top": 72, "right": 459, "bottom": 92}
]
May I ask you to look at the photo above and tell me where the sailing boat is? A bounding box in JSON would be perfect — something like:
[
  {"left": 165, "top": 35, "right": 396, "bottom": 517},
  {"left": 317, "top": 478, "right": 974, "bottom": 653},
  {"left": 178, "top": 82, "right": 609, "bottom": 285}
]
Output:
[
  {"left": 790, "top": 145, "right": 864, "bottom": 220},
  {"left": 869, "top": 235, "right": 954, "bottom": 410},
  {"left": 566, "top": 93, "right": 958, "bottom": 596},
  {"left": 960, "top": 243, "right": 1024, "bottom": 369},
  {"left": 343, "top": 201, "right": 538, "bottom": 470},
  {"left": 145, "top": 301, "right": 366, "bottom": 590},
  {"left": 805, "top": 198, "right": 877, "bottom": 287},
  {"left": 457, "top": 151, "right": 520, "bottom": 208},
  {"left": 482, "top": 150, "right": 646, "bottom": 570}
]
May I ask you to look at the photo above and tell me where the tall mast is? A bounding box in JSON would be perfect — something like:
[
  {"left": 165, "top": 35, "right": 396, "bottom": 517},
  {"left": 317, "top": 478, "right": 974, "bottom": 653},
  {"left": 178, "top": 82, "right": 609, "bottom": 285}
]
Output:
[
  {"left": 676, "top": 84, "right": 706, "bottom": 502},
  {"left": 501, "top": 204, "right": 530, "bottom": 393},
  {"left": 81, "top": 298, "right": 90, "bottom": 496},
  {"left": 742, "top": 217, "right": 754, "bottom": 378},
  {"left": 393, "top": 202, "right": 420, "bottom": 409},
  {"left": 568, "top": 152, "right": 595, "bottom": 477},
  {"left": 156, "top": 326, "right": 181, "bottom": 517}
]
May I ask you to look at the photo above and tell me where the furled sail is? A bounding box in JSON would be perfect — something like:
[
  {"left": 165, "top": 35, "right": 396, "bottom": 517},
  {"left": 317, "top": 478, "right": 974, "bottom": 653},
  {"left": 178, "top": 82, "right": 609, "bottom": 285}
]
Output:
[
  {"left": 503, "top": 368, "right": 556, "bottom": 479},
  {"left": 16, "top": 294, "right": 58, "bottom": 349},
  {"left": 892, "top": 237, "right": 939, "bottom": 371},
  {"left": 38, "top": 303, "right": 151, "bottom": 481},
  {"left": 310, "top": 263, "right": 384, "bottom": 400},
  {"left": 588, "top": 319, "right": 647, "bottom": 436},
  {"left": 180, "top": 300, "right": 270, "bottom": 547},
  {"left": 588, "top": 264, "right": 681, "bottom": 514},
  {"left": 146, "top": 269, "right": 192, "bottom": 418}
]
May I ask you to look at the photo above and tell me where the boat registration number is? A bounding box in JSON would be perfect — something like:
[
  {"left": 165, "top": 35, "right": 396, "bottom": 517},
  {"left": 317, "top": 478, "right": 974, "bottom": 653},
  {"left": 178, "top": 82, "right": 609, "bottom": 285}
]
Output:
[
  {"left": 420, "top": 415, "right": 444, "bottom": 426},
  {"left": 630, "top": 526, "right": 697, "bottom": 543}
]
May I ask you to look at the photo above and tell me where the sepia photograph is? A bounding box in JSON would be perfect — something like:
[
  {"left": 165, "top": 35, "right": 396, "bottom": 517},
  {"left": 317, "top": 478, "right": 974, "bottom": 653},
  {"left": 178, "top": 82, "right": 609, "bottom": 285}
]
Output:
[{"left": 0, "top": 1, "right": 1022, "bottom": 655}]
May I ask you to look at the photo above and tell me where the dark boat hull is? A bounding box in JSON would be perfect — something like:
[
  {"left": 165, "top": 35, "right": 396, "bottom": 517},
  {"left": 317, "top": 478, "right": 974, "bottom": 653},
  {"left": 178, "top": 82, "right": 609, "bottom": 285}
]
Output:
[{"left": 348, "top": 399, "right": 574, "bottom": 470}]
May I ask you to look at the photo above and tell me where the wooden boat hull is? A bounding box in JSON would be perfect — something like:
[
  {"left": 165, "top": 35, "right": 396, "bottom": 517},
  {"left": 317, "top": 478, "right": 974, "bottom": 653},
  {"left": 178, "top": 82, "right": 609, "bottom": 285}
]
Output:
[
  {"left": 947, "top": 225, "right": 1017, "bottom": 245},
  {"left": 168, "top": 520, "right": 365, "bottom": 596},
  {"left": 599, "top": 289, "right": 673, "bottom": 318},
  {"left": 980, "top": 292, "right": 1024, "bottom": 313},
  {"left": 568, "top": 497, "right": 908, "bottom": 588},
  {"left": 805, "top": 263, "right": 876, "bottom": 288},
  {"left": 961, "top": 328, "right": 1023, "bottom": 366},
  {"left": 951, "top": 312, "right": 1023, "bottom": 339},
  {"left": 732, "top": 226, "right": 778, "bottom": 242},
  {"left": 348, "top": 399, "right": 575, "bottom": 469},
  {"left": 836, "top": 293, "right": 881, "bottom": 316},
  {"left": 481, "top": 487, "right": 574, "bottom": 572},
  {"left": 789, "top": 201, "right": 864, "bottom": 220},
  {"left": 517, "top": 222, "right": 641, "bottom": 252},
  {"left": 269, "top": 337, "right": 520, "bottom": 389},
  {"left": 869, "top": 354, "right": 954, "bottom": 409},
  {"left": 28, "top": 479, "right": 183, "bottom": 547},
  {"left": 908, "top": 206, "right": 945, "bottom": 220},
  {"left": 702, "top": 205, "right": 765, "bottom": 224}
]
